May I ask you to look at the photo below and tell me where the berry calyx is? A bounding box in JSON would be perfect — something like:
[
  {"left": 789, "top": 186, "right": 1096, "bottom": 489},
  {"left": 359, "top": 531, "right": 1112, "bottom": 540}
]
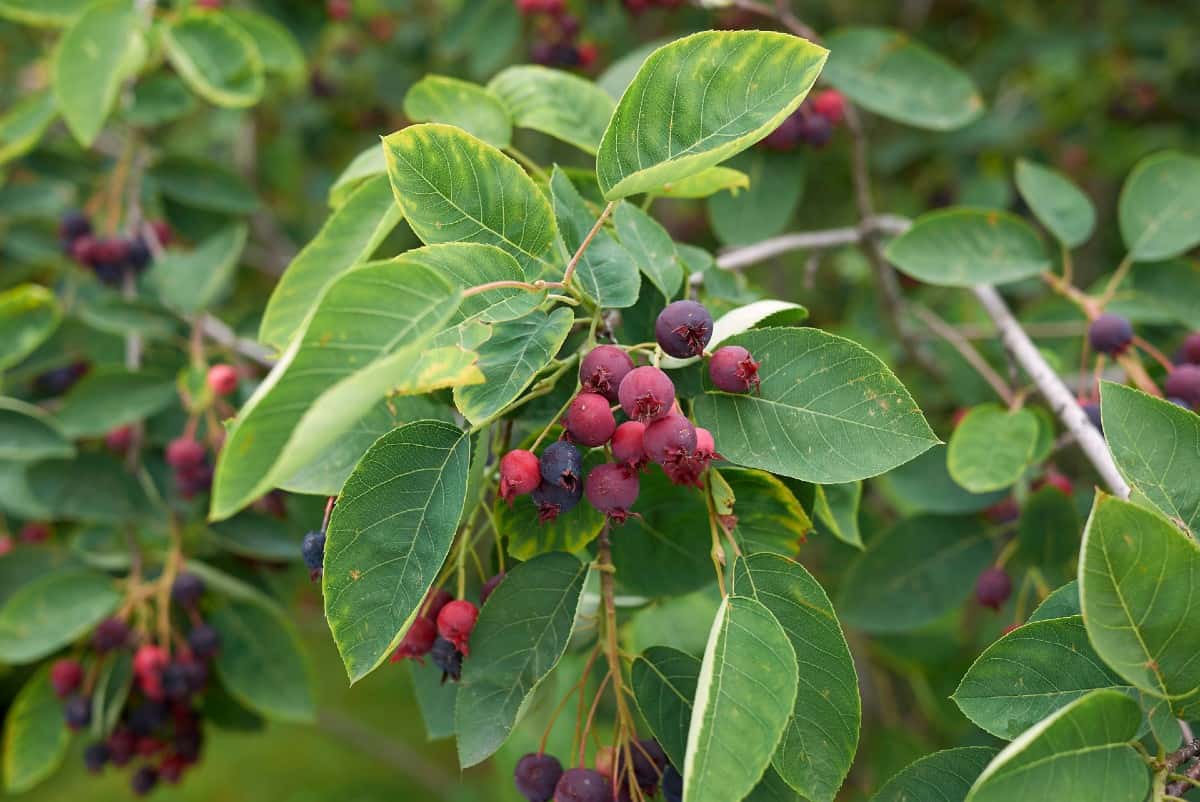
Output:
[
  {"left": 430, "top": 636, "right": 463, "bottom": 682},
  {"left": 436, "top": 600, "right": 479, "bottom": 655},
  {"left": 975, "top": 567, "right": 1013, "bottom": 611},
  {"left": 566, "top": 392, "right": 617, "bottom": 447},
  {"left": 301, "top": 531, "right": 326, "bottom": 580},
  {"left": 1165, "top": 365, "right": 1200, "bottom": 409},
  {"left": 709, "top": 345, "right": 761, "bottom": 393},
  {"left": 695, "top": 427, "right": 717, "bottom": 460},
  {"left": 391, "top": 617, "right": 437, "bottom": 663},
  {"left": 206, "top": 364, "right": 239, "bottom": 397},
  {"left": 585, "top": 463, "right": 640, "bottom": 522},
  {"left": 554, "top": 768, "right": 610, "bottom": 802},
  {"left": 515, "top": 752, "right": 564, "bottom": 802},
  {"left": 811, "top": 89, "right": 846, "bottom": 124},
  {"left": 579, "top": 345, "right": 634, "bottom": 403},
  {"left": 501, "top": 449, "right": 542, "bottom": 503},
  {"left": 166, "top": 437, "right": 206, "bottom": 470},
  {"left": 540, "top": 441, "right": 584, "bottom": 492},
  {"left": 1087, "top": 313, "right": 1134, "bottom": 355},
  {"left": 655, "top": 300, "right": 713, "bottom": 358},
  {"left": 50, "top": 659, "right": 84, "bottom": 698},
  {"left": 618, "top": 366, "right": 676, "bottom": 423},
  {"left": 480, "top": 572, "right": 506, "bottom": 605},
  {"left": 611, "top": 421, "right": 647, "bottom": 470},
  {"left": 171, "top": 573, "right": 205, "bottom": 608},
  {"left": 532, "top": 481, "right": 583, "bottom": 523}
]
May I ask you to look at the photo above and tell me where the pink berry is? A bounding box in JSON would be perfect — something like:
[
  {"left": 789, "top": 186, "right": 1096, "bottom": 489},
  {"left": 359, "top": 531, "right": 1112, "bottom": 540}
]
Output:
[
  {"left": 105, "top": 425, "right": 134, "bottom": 452},
  {"left": 975, "top": 567, "right": 1012, "bottom": 611},
  {"left": 391, "top": 617, "right": 437, "bottom": 663},
  {"left": 611, "top": 421, "right": 647, "bottom": 469},
  {"left": 584, "top": 463, "right": 640, "bottom": 521},
  {"left": 50, "top": 659, "right": 84, "bottom": 698},
  {"left": 695, "top": 427, "right": 716, "bottom": 459},
  {"left": 132, "top": 644, "right": 168, "bottom": 679},
  {"left": 206, "top": 364, "right": 239, "bottom": 397},
  {"left": 500, "top": 450, "right": 541, "bottom": 503},
  {"left": 618, "top": 366, "right": 675, "bottom": 423},
  {"left": 579, "top": 345, "right": 634, "bottom": 404},
  {"left": 437, "top": 600, "right": 479, "bottom": 656},
  {"left": 811, "top": 89, "right": 846, "bottom": 124},
  {"left": 709, "top": 346, "right": 761, "bottom": 393},
  {"left": 565, "top": 393, "right": 617, "bottom": 447},
  {"left": 165, "top": 437, "right": 206, "bottom": 470},
  {"left": 1037, "top": 470, "right": 1073, "bottom": 496},
  {"left": 1165, "top": 365, "right": 1200, "bottom": 408},
  {"left": 643, "top": 414, "right": 697, "bottom": 466},
  {"left": 327, "top": 0, "right": 352, "bottom": 20},
  {"left": 0, "top": 534, "right": 11, "bottom": 557}
]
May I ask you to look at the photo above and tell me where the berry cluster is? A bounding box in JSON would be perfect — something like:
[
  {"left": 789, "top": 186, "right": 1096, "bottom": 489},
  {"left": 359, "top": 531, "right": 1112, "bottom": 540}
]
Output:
[
  {"left": 51, "top": 573, "right": 220, "bottom": 795},
  {"left": 761, "top": 89, "right": 846, "bottom": 151},
  {"left": 1080, "top": 316, "right": 1200, "bottom": 417},
  {"left": 515, "top": 1, "right": 596, "bottom": 69},
  {"left": 390, "top": 581, "right": 498, "bottom": 683},
  {"left": 513, "top": 738, "right": 677, "bottom": 802},
  {"left": 59, "top": 211, "right": 170, "bottom": 288}
]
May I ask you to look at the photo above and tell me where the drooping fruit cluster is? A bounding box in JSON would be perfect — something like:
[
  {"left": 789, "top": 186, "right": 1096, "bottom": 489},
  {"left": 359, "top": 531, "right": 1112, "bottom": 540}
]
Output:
[
  {"left": 391, "top": 581, "right": 494, "bottom": 684},
  {"left": 53, "top": 574, "right": 221, "bottom": 795},
  {"left": 513, "top": 738, "right": 670, "bottom": 802},
  {"left": 515, "top": 0, "right": 596, "bottom": 69},
  {"left": 59, "top": 210, "right": 170, "bottom": 288},
  {"left": 761, "top": 89, "right": 846, "bottom": 151},
  {"left": 975, "top": 567, "right": 1013, "bottom": 611}
]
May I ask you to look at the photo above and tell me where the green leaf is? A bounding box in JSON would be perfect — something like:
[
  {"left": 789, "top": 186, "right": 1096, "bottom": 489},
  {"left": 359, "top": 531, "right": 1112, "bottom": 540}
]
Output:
[
  {"left": 869, "top": 747, "right": 996, "bottom": 802},
  {"left": 880, "top": 446, "right": 1006, "bottom": 514},
  {"left": 383, "top": 123, "right": 557, "bottom": 276},
  {"left": 54, "top": 368, "right": 176, "bottom": 438},
  {"left": 597, "top": 30, "right": 827, "bottom": 200},
  {"left": 953, "top": 616, "right": 1127, "bottom": 739},
  {"left": 453, "top": 307, "right": 573, "bottom": 426},
  {"left": 405, "top": 242, "right": 541, "bottom": 326},
  {"left": 683, "top": 595, "right": 798, "bottom": 802},
  {"left": 633, "top": 646, "right": 702, "bottom": 769},
  {"left": 76, "top": 293, "right": 177, "bottom": 341},
  {"left": 224, "top": 9, "right": 304, "bottom": 84},
  {"left": 151, "top": 155, "right": 258, "bottom": 213},
  {"left": 410, "top": 660, "right": 458, "bottom": 740},
  {"left": 884, "top": 209, "right": 1050, "bottom": 287},
  {"left": 1101, "top": 382, "right": 1200, "bottom": 536},
  {"left": 946, "top": 404, "right": 1039, "bottom": 493},
  {"left": 1016, "top": 487, "right": 1080, "bottom": 584},
  {"left": 1131, "top": 259, "right": 1200, "bottom": 329},
  {"left": 487, "top": 65, "right": 614, "bottom": 154},
  {"left": 210, "top": 253, "right": 461, "bottom": 520},
  {"left": 836, "top": 515, "right": 992, "bottom": 633},
  {"left": 323, "top": 421, "right": 470, "bottom": 683},
  {"left": 1014, "top": 159, "right": 1095, "bottom": 248},
  {"left": 655, "top": 166, "right": 750, "bottom": 199},
  {"left": 210, "top": 599, "right": 315, "bottom": 722},
  {"left": 52, "top": 0, "right": 137, "bottom": 147},
  {"left": 550, "top": 168, "right": 640, "bottom": 308},
  {"left": 614, "top": 201, "right": 682, "bottom": 299},
  {"left": 693, "top": 327, "right": 938, "bottom": 484},
  {"left": 813, "top": 482, "right": 863, "bottom": 549},
  {"left": 208, "top": 513, "right": 301, "bottom": 563},
  {"left": 1029, "top": 581, "right": 1081, "bottom": 623},
  {"left": 720, "top": 468, "right": 813, "bottom": 556},
  {"left": 708, "top": 150, "right": 805, "bottom": 247},
  {"left": 0, "top": 568, "right": 120, "bottom": 663},
  {"left": 150, "top": 223, "right": 248, "bottom": 313},
  {"left": 328, "top": 145, "right": 386, "bottom": 208},
  {"left": 0, "top": 0, "right": 89, "bottom": 26},
  {"left": 23, "top": 453, "right": 150, "bottom": 524},
  {"left": 1080, "top": 493, "right": 1200, "bottom": 699},
  {"left": 964, "top": 690, "right": 1148, "bottom": 802},
  {"left": 162, "top": 11, "right": 265, "bottom": 108},
  {"left": 0, "top": 284, "right": 61, "bottom": 372},
  {"left": 823, "top": 27, "right": 983, "bottom": 131},
  {"left": 403, "top": 75, "right": 512, "bottom": 149},
  {"left": 708, "top": 300, "right": 809, "bottom": 349},
  {"left": 456, "top": 552, "right": 588, "bottom": 766},
  {"left": 612, "top": 468, "right": 712, "bottom": 597},
  {"left": 734, "top": 554, "right": 859, "bottom": 802},
  {"left": 0, "top": 398, "right": 73, "bottom": 461},
  {"left": 259, "top": 174, "right": 403, "bottom": 351},
  {"left": 0, "top": 90, "right": 56, "bottom": 165},
  {"left": 1118, "top": 150, "right": 1200, "bottom": 261},
  {"left": 124, "top": 73, "right": 195, "bottom": 127},
  {"left": 2, "top": 666, "right": 69, "bottom": 794}
]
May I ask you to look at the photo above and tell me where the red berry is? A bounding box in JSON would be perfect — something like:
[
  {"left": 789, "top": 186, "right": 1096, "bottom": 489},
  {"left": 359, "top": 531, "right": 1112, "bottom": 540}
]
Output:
[
  {"left": 585, "top": 463, "right": 640, "bottom": 521},
  {"left": 611, "top": 421, "right": 647, "bottom": 469},
  {"left": 1037, "top": 470, "right": 1073, "bottom": 496},
  {"left": 975, "top": 567, "right": 1012, "bottom": 611},
  {"left": 618, "top": 366, "right": 676, "bottom": 423},
  {"left": 983, "top": 497, "right": 1020, "bottom": 524},
  {"left": 1088, "top": 314, "right": 1134, "bottom": 355},
  {"left": 18, "top": 522, "right": 50, "bottom": 544},
  {"left": 327, "top": 0, "right": 352, "bottom": 20},
  {"left": 391, "top": 617, "right": 437, "bottom": 663},
  {"left": 577, "top": 42, "right": 598, "bottom": 68},
  {"left": 1165, "top": 365, "right": 1200, "bottom": 408},
  {"left": 166, "top": 437, "right": 206, "bottom": 470},
  {"left": 579, "top": 345, "right": 634, "bottom": 403},
  {"left": 811, "top": 89, "right": 846, "bottom": 124},
  {"left": 1180, "top": 333, "right": 1200, "bottom": 365},
  {"left": 106, "top": 425, "right": 134, "bottom": 452},
  {"left": 0, "top": 534, "right": 12, "bottom": 557},
  {"left": 655, "top": 300, "right": 713, "bottom": 358},
  {"left": 206, "top": 364, "right": 239, "bottom": 396},
  {"left": 149, "top": 220, "right": 172, "bottom": 247},
  {"left": 159, "top": 755, "right": 187, "bottom": 785},
  {"left": 437, "top": 600, "right": 479, "bottom": 656},
  {"left": 500, "top": 449, "right": 541, "bottom": 503},
  {"left": 133, "top": 644, "right": 168, "bottom": 680},
  {"left": 50, "top": 659, "right": 84, "bottom": 699},
  {"left": 709, "top": 346, "right": 761, "bottom": 393},
  {"left": 565, "top": 393, "right": 617, "bottom": 447}
]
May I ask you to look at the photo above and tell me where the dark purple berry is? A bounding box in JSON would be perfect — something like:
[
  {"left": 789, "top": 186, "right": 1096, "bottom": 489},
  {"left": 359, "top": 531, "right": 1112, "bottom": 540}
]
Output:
[
  {"left": 554, "top": 768, "right": 610, "bottom": 802},
  {"left": 171, "top": 572, "right": 205, "bottom": 608},
  {"left": 131, "top": 766, "right": 159, "bottom": 796},
  {"left": 532, "top": 480, "right": 582, "bottom": 523},
  {"left": 1088, "top": 314, "right": 1134, "bottom": 355},
  {"left": 796, "top": 108, "right": 833, "bottom": 147},
  {"left": 188, "top": 624, "right": 221, "bottom": 659},
  {"left": 430, "top": 636, "right": 463, "bottom": 682},
  {"left": 33, "top": 361, "right": 89, "bottom": 397},
  {"left": 655, "top": 300, "right": 713, "bottom": 358},
  {"left": 174, "top": 728, "right": 203, "bottom": 762},
  {"left": 585, "top": 463, "right": 640, "bottom": 521},
  {"left": 515, "top": 752, "right": 564, "bottom": 802},
  {"left": 1165, "top": 365, "right": 1200, "bottom": 409},
  {"left": 662, "top": 765, "right": 682, "bottom": 802},
  {"left": 161, "top": 663, "right": 193, "bottom": 701},
  {"left": 83, "top": 742, "right": 109, "bottom": 773},
  {"left": 975, "top": 567, "right": 1012, "bottom": 611},
  {"left": 709, "top": 346, "right": 761, "bottom": 393},
  {"left": 64, "top": 694, "right": 92, "bottom": 730},
  {"left": 540, "top": 441, "right": 583, "bottom": 492},
  {"left": 501, "top": 450, "right": 541, "bottom": 503},
  {"left": 630, "top": 739, "right": 667, "bottom": 789},
  {"left": 1180, "top": 333, "right": 1200, "bottom": 365},
  {"left": 127, "top": 238, "right": 152, "bottom": 271},
  {"left": 127, "top": 700, "right": 168, "bottom": 736},
  {"left": 301, "top": 531, "right": 325, "bottom": 580},
  {"left": 618, "top": 366, "right": 676, "bottom": 423},
  {"left": 1082, "top": 402, "right": 1103, "bottom": 433},
  {"left": 580, "top": 345, "right": 634, "bottom": 404},
  {"left": 59, "top": 211, "right": 92, "bottom": 248},
  {"left": 93, "top": 617, "right": 130, "bottom": 652},
  {"left": 566, "top": 393, "right": 617, "bottom": 447},
  {"left": 480, "top": 572, "right": 506, "bottom": 605}
]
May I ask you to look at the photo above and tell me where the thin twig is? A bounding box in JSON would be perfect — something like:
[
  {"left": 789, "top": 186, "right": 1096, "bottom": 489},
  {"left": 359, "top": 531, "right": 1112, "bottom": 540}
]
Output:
[
  {"left": 198, "top": 314, "right": 276, "bottom": 366},
  {"left": 562, "top": 202, "right": 616, "bottom": 289},
  {"left": 713, "top": 214, "right": 910, "bottom": 271},
  {"left": 912, "top": 305, "right": 1015, "bottom": 405}
]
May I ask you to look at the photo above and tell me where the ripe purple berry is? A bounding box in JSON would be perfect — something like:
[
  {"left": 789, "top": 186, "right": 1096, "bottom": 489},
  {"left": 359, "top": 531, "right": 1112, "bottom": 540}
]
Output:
[
  {"left": 188, "top": 623, "right": 221, "bottom": 659},
  {"left": 64, "top": 694, "right": 92, "bottom": 730},
  {"left": 566, "top": 393, "right": 617, "bottom": 447},
  {"left": 501, "top": 449, "right": 542, "bottom": 503},
  {"left": 131, "top": 766, "right": 158, "bottom": 797},
  {"left": 975, "top": 567, "right": 1012, "bottom": 611},
  {"left": 643, "top": 415, "right": 696, "bottom": 464},
  {"left": 480, "top": 572, "right": 506, "bottom": 605},
  {"left": 554, "top": 768, "right": 611, "bottom": 802},
  {"left": 301, "top": 531, "right": 326, "bottom": 580},
  {"left": 541, "top": 441, "right": 583, "bottom": 492},
  {"left": 709, "top": 346, "right": 761, "bottom": 393},
  {"left": 92, "top": 617, "right": 130, "bottom": 652},
  {"left": 171, "top": 572, "right": 205, "bottom": 608},
  {"left": 59, "top": 211, "right": 92, "bottom": 248},
  {"left": 618, "top": 366, "right": 676, "bottom": 423},
  {"left": 580, "top": 345, "right": 634, "bottom": 403},
  {"left": 630, "top": 738, "right": 667, "bottom": 789},
  {"left": 662, "top": 765, "right": 682, "bottom": 802},
  {"left": 585, "top": 463, "right": 640, "bottom": 521},
  {"left": 1165, "top": 365, "right": 1200, "bottom": 408},
  {"left": 655, "top": 300, "right": 713, "bottom": 358},
  {"left": 430, "top": 636, "right": 463, "bottom": 682},
  {"left": 515, "top": 752, "right": 564, "bottom": 802},
  {"left": 1180, "top": 332, "right": 1200, "bottom": 365},
  {"left": 83, "top": 742, "right": 109, "bottom": 774},
  {"left": 1088, "top": 314, "right": 1134, "bottom": 355},
  {"left": 611, "top": 421, "right": 647, "bottom": 469},
  {"left": 532, "top": 480, "right": 583, "bottom": 523}
]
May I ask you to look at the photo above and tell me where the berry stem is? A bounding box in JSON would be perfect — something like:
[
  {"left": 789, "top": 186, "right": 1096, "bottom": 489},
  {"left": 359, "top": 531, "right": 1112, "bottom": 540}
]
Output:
[
  {"left": 577, "top": 669, "right": 611, "bottom": 767},
  {"left": 595, "top": 525, "right": 641, "bottom": 791},
  {"left": 531, "top": 389, "right": 579, "bottom": 452},
  {"left": 1099, "top": 252, "right": 1135, "bottom": 306},
  {"left": 1115, "top": 351, "right": 1163, "bottom": 397},
  {"left": 540, "top": 642, "right": 600, "bottom": 755},
  {"left": 1134, "top": 335, "right": 1178, "bottom": 373},
  {"left": 157, "top": 515, "right": 184, "bottom": 654}
]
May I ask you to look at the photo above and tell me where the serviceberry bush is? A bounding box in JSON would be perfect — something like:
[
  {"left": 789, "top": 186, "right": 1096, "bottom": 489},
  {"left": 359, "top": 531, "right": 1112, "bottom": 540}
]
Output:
[{"left": 3, "top": 2, "right": 1200, "bottom": 802}]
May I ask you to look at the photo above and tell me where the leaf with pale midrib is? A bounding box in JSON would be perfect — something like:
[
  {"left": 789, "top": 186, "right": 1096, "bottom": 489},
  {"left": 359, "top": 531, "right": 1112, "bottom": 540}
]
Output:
[
  {"left": 869, "top": 747, "right": 996, "bottom": 802},
  {"left": 2, "top": 666, "right": 69, "bottom": 793},
  {"left": 550, "top": 168, "right": 640, "bottom": 309},
  {"left": 403, "top": 75, "right": 511, "bottom": 148},
  {"left": 1014, "top": 159, "right": 1095, "bottom": 248},
  {"left": 487, "top": 65, "right": 613, "bottom": 154},
  {"left": 1118, "top": 150, "right": 1200, "bottom": 261},
  {"left": 211, "top": 599, "right": 315, "bottom": 722},
  {"left": 0, "top": 568, "right": 120, "bottom": 663},
  {"left": 0, "top": 398, "right": 73, "bottom": 461}
]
